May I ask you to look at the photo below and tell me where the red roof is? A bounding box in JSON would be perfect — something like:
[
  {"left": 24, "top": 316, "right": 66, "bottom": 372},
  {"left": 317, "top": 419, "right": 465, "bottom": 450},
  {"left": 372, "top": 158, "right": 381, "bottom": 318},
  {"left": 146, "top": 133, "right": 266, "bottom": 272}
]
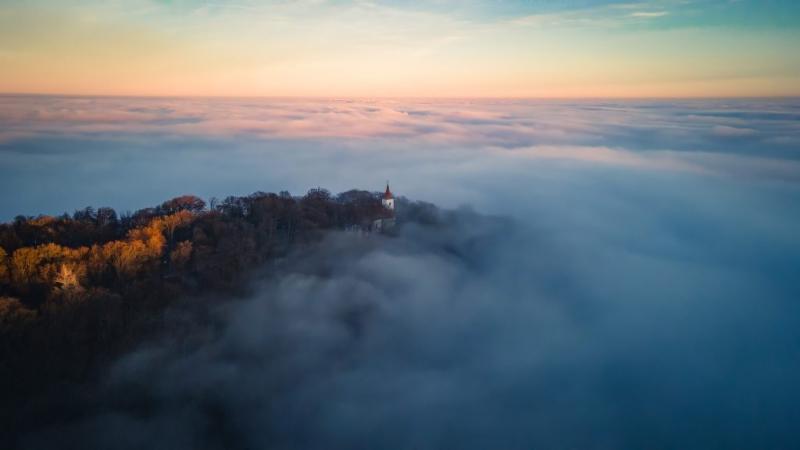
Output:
[{"left": 383, "top": 183, "right": 393, "bottom": 199}]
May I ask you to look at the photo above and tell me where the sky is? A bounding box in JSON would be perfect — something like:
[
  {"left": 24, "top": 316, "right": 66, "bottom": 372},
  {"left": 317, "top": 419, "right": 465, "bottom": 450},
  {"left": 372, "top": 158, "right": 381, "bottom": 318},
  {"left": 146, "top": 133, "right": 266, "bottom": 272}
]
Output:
[
  {"left": 5, "top": 96, "right": 800, "bottom": 449},
  {"left": 3, "top": 3, "right": 800, "bottom": 446},
  {"left": 1, "top": 0, "right": 799, "bottom": 97}
]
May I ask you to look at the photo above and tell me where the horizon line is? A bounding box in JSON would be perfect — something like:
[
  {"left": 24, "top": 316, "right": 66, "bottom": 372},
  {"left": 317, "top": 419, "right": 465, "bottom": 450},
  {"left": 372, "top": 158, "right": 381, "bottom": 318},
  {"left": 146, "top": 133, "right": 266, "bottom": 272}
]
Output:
[{"left": 2, "top": 92, "right": 799, "bottom": 101}]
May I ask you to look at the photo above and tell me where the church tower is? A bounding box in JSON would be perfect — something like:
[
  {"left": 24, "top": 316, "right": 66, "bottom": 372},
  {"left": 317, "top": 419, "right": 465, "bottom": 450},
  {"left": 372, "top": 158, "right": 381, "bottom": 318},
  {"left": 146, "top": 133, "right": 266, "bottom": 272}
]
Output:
[{"left": 382, "top": 183, "right": 395, "bottom": 212}]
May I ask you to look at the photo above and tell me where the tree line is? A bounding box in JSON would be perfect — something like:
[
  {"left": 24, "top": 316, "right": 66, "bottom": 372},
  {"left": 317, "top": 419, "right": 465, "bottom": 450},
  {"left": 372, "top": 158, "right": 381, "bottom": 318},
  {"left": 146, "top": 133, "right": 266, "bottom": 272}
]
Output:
[{"left": 0, "top": 187, "right": 409, "bottom": 436}]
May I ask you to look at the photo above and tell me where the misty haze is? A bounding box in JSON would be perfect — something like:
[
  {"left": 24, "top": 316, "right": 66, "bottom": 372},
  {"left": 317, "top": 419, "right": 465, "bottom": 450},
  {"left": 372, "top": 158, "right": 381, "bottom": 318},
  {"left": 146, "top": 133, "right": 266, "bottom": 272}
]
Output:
[
  {"left": 2, "top": 1, "right": 800, "bottom": 449},
  {"left": 2, "top": 96, "right": 799, "bottom": 449}
]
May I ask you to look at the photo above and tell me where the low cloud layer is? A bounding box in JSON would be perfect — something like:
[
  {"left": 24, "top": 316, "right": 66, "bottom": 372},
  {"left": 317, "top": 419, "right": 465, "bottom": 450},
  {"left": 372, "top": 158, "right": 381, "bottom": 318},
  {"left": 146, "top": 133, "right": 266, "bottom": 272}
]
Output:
[
  {"left": 3, "top": 96, "right": 800, "bottom": 449},
  {"left": 21, "top": 202, "right": 800, "bottom": 449},
  {"left": 2, "top": 96, "right": 799, "bottom": 152},
  {"left": 1, "top": 96, "right": 799, "bottom": 221}
]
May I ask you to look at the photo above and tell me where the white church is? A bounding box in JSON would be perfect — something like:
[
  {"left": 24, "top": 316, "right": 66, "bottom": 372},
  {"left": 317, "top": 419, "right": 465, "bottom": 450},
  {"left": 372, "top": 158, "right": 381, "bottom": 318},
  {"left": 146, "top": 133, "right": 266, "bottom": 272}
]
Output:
[
  {"left": 381, "top": 183, "right": 395, "bottom": 211},
  {"left": 372, "top": 182, "right": 396, "bottom": 232}
]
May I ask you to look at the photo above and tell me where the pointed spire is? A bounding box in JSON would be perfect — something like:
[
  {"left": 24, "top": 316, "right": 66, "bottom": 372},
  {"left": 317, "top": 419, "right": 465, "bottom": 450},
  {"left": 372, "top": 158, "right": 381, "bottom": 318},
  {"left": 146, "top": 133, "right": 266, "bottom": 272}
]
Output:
[{"left": 384, "top": 181, "right": 393, "bottom": 199}]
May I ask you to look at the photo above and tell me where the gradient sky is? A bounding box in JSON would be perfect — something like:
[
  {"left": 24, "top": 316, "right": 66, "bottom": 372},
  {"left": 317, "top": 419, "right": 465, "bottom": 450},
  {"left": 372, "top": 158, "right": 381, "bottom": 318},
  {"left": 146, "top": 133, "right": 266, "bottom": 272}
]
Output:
[{"left": 1, "top": 0, "right": 799, "bottom": 97}]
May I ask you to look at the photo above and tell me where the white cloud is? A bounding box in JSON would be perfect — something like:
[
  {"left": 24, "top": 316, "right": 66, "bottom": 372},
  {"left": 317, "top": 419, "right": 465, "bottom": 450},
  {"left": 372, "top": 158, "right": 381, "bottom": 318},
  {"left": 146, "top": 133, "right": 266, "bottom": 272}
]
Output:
[
  {"left": 712, "top": 125, "right": 758, "bottom": 137},
  {"left": 629, "top": 11, "right": 670, "bottom": 18}
]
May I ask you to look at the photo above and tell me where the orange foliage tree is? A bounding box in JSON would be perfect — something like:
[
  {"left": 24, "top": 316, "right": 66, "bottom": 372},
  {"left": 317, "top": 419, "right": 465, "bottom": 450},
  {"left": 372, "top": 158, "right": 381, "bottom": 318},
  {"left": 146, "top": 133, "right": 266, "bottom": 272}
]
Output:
[{"left": 0, "top": 247, "right": 9, "bottom": 286}]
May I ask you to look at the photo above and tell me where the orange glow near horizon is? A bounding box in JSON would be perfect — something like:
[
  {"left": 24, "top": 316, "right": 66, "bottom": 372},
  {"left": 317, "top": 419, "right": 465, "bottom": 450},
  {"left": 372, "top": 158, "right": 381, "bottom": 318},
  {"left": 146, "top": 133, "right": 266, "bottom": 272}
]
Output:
[{"left": 1, "top": 1, "right": 799, "bottom": 98}]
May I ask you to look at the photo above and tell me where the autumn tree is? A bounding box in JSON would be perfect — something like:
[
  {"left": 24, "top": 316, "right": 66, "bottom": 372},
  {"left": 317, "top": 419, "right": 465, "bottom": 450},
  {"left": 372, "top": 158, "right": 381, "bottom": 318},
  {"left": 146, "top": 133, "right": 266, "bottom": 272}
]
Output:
[
  {"left": 160, "top": 210, "right": 195, "bottom": 247},
  {"left": 0, "top": 296, "right": 36, "bottom": 334},
  {"left": 160, "top": 195, "right": 206, "bottom": 214},
  {"left": 170, "top": 241, "right": 193, "bottom": 271},
  {"left": 0, "top": 247, "right": 9, "bottom": 286},
  {"left": 54, "top": 264, "right": 82, "bottom": 290},
  {"left": 101, "top": 240, "right": 151, "bottom": 281},
  {"left": 95, "top": 207, "right": 118, "bottom": 227}
]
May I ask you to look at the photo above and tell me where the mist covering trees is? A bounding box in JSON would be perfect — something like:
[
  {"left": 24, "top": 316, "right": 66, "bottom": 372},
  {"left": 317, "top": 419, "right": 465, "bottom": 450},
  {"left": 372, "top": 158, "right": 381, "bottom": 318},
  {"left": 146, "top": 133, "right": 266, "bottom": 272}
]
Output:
[{"left": 0, "top": 188, "right": 420, "bottom": 438}]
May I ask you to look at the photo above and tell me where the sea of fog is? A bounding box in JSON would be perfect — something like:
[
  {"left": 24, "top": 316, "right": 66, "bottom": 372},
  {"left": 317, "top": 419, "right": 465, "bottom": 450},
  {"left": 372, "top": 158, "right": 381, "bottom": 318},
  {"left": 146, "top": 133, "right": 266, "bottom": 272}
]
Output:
[{"left": 2, "top": 96, "right": 800, "bottom": 449}]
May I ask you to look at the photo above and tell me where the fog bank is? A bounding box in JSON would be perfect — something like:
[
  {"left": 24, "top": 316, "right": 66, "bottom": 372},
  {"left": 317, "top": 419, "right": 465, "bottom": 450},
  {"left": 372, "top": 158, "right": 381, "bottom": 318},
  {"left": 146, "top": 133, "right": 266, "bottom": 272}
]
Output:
[
  {"left": 3, "top": 96, "right": 800, "bottom": 449},
  {"left": 22, "top": 202, "right": 800, "bottom": 449}
]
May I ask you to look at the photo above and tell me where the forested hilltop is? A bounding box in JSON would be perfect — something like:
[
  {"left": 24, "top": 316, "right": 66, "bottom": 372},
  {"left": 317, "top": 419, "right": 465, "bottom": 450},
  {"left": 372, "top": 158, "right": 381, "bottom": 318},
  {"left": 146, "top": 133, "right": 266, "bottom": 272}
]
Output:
[{"left": 0, "top": 188, "right": 443, "bottom": 434}]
